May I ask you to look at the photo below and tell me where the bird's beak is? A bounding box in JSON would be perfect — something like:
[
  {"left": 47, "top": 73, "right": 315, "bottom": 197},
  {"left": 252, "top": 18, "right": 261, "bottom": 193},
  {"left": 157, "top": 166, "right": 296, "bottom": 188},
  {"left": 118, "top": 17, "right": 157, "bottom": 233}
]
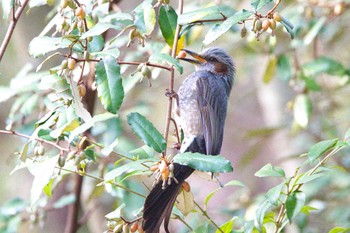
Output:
[{"left": 178, "top": 49, "right": 206, "bottom": 64}]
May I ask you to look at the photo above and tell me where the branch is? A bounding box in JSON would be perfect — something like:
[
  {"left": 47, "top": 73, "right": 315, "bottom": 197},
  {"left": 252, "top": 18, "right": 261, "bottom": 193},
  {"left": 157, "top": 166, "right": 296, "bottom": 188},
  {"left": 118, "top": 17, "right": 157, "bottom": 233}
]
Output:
[
  {"left": 0, "top": 129, "right": 69, "bottom": 152},
  {"left": 193, "top": 201, "right": 224, "bottom": 233},
  {"left": 163, "top": 0, "right": 184, "bottom": 157},
  {"left": 0, "top": 0, "right": 30, "bottom": 62}
]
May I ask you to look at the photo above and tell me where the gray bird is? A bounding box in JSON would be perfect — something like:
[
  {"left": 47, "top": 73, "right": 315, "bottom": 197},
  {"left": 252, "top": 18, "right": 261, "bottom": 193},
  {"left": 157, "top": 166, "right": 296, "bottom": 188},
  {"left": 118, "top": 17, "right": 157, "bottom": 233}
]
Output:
[{"left": 142, "top": 47, "right": 235, "bottom": 233}]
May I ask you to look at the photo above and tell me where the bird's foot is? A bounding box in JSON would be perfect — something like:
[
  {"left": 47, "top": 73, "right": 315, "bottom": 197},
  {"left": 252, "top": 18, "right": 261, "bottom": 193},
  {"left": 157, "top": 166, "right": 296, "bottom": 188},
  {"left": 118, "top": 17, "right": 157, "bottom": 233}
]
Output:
[
  {"left": 173, "top": 142, "right": 181, "bottom": 150},
  {"left": 165, "top": 89, "right": 179, "bottom": 100}
]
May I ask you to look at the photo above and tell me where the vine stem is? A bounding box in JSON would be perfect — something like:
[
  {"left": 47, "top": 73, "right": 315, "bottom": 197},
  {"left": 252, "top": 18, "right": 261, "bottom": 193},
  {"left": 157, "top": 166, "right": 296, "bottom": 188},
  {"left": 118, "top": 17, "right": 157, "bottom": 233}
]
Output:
[
  {"left": 194, "top": 201, "right": 224, "bottom": 233},
  {"left": 0, "top": 0, "right": 30, "bottom": 61}
]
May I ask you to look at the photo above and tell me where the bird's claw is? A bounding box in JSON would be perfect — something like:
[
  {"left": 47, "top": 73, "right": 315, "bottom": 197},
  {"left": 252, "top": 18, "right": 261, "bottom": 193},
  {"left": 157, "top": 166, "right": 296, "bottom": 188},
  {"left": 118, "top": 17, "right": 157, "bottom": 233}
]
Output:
[
  {"left": 165, "top": 89, "right": 178, "bottom": 99},
  {"left": 173, "top": 142, "right": 181, "bottom": 150}
]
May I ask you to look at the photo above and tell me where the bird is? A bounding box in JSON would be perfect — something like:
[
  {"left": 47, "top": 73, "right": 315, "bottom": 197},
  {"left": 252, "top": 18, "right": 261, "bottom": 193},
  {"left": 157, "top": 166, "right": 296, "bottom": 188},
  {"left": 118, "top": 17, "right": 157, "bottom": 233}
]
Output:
[{"left": 142, "top": 47, "right": 235, "bottom": 233}]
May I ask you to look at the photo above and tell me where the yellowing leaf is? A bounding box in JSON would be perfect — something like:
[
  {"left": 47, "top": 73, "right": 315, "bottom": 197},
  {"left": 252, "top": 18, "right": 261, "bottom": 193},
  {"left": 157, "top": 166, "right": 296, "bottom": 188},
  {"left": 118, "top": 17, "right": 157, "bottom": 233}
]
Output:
[{"left": 176, "top": 189, "right": 194, "bottom": 216}]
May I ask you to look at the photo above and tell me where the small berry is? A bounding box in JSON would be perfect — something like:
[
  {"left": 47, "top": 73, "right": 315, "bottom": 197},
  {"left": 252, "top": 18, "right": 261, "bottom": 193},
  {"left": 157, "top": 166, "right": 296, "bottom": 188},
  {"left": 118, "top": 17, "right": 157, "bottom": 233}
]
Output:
[
  {"left": 262, "top": 19, "right": 271, "bottom": 31},
  {"left": 334, "top": 2, "right": 345, "bottom": 16},
  {"left": 182, "top": 181, "right": 191, "bottom": 192},
  {"left": 176, "top": 50, "right": 187, "bottom": 59},
  {"left": 67, "top": 58, "right": 76, "bottom": 70},
  {"left": 241, "top": 26, "right": 247, "bottom": 38},
  {"left": 61, "top": 59, "right": 68, "bottom": 69},
  {"left": 269, "top": 19, "right": 277, "bottom": 30},
  {"left": 130, "top": 223, "right": 138, "bottom": 233},
  {"left": 60, "top": 0, "right": 69, "bottom": 9},
  {"left": 78, "top": 84, "right": 86, "bottom": 97},
  {"left": 273, "top": 12, "right": 282, "bottom": 22},
  {"left": 255, "top": 19, "right": 262, "bottom": 31},
  {"left": 75, "top": 7, "right": 86, "bottom": 20}
]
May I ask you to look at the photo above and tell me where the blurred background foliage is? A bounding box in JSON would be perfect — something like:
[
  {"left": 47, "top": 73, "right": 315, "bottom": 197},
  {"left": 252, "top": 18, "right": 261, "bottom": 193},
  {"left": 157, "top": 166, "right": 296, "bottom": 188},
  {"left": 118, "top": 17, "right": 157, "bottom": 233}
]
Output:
[{"left": 0, "top": 0, "right": 350, "bottom": 232}]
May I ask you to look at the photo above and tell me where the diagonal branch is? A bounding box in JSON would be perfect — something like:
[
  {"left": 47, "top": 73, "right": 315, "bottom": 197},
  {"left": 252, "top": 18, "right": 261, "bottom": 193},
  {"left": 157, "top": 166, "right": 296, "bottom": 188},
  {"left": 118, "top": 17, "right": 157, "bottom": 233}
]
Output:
[{"left": 0, "top": 0, "right": 30, "bottom": 62}]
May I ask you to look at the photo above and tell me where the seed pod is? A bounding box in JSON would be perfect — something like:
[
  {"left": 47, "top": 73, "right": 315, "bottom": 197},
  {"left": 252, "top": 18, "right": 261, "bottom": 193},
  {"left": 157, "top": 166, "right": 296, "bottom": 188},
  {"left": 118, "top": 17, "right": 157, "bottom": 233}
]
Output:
[
  {"left": 255, "top": 19, "right": 262, "bottom": 31},
  {"left": 182, "top": 181, "right": 191, "bottom": 192},
  {"left": 75, "top": 7, "right": 86, "bottom": 20},
  {"left": 67, "top": 58, "right": 76, "bottom": 70},
  {"left": 61, "top": 59, "right": 68, "bottom": 69},
  {"left": 122, "top": 224, "right": 128, "bottom": 233},
  {"left": 269, "top": 19, "right": 277, "bottom": 30},
  {"left": 150, "top": 164, "right": 159, "bottom": 172},
  {"left": 58, "top": 156, "right": 66, "bottom": 167},
  {"left": 262, "top": 19, "right": 270, "bottom": 31},
  {"left": 78, "top": 84, "right": 86, "bottom": 97},
  {"left": 37, "top": 145, "right": 45, "bottom": 156},
  {"left": 137, "top": 225, "right": 144, "bottom": 233},
  {"left": 60, "top": 0, "right": 69, "bottom": 9},
  {"left": 240, "top": 26, "right": 247, "bottom": 38},
  {"left": 273, "top": 12, "right": 282, "bottom": 22},
  {"left": 130, "top": 223, "right": 138, "bottom": 233},
  {"left": 162, "top": 169, "right": 170, "bottom": 180},
  {"left": 176, "top": 50, "right": 187, "bottom": 59},
  {"left": 141, "top": 65, "right": 151, "bottom": 79},
  {"left": 334, "top": 2, "right": 345, "bottom": 16}
]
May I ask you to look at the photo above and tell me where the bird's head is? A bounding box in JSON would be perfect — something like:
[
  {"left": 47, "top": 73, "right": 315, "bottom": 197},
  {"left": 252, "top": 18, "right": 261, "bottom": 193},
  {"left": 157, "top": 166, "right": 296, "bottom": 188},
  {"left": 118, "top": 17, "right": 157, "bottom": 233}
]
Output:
[
  {"left": 179, "top": 47, "right": 234, "bottom": 75},
  {"left": 179, "top": 47, "right": 235, "bottom": 90}
]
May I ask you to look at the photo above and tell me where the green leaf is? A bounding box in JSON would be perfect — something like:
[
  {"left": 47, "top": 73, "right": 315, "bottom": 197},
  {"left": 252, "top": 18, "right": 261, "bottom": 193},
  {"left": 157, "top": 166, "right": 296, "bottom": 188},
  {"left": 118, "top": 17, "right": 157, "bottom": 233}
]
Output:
[
  {"left": 308, "top": 138, "right": 339, "bottom": 163},
  {"left": 281, "top": 17, "right": 295, "bottom": 39},
  {"left": 265, "top": 182, "right": 284, "bottom": 205},
  {"left": 293, "top": 94, "right": 312, "bottom": 128},
  {"left": 203, "top": 9, "right": 252, "bottom": 45},
  {"left": 178, "top": 6, "right": 222, "bottom": 25},
  {"left": 251, "top": 0, "right": 273, "bottom": 11},
  {"left": 255, "top": 200, "right": 272, "bottom": 230},
  {"left": 127, "top": 112, "right": 166, "bottom": 153},
  {"left": 105, "top": 203, "right": 126, "bottom": 220},
  {"left": 286, "top": 191, "right": 305, "bottom": 223},
  {"left": 217, "top": 218, "right": 234, "bottom": 233},
  {"left": 173, "top": 152, "right": 233, "bottom": 173},
  {"left": 345, "top": 128, "right": 350, "bottom": 141},
  {"left": 43, "top": 179, "right": 54, "bottom": 198},
  {"left": 159, "top": 5, "right": 178, "bottom": 48},
  {"left": 134, "top": 1, "right": 156, "bottom": 35},
  {"left": 92, "top": 48, "right": 120, "bottom": 59},
  {"left": 328, "top": 227, "right": 350, "bottom": 233},
  {"left": 277, "top": 55, "right": 292, "bottom": 82},
  {"left": 302, "top": 74, "right": 321, "bottom": 91},
  {"left": 28, "top": 37, "right": 72, "bottom": 58},
  {"left": 104, "top": 159, "right": 150, "bottom": 182},
  {"left": 95, "top": 56, "right": 124, "bottom": 114},
  {"left": 255, "top": 164, "right": 285, "bottom": 178},
  {"left": 300, "top": 205, "right": 318, "bottom": 216},
  {"left": 204, "top": 180, "right": 244, "bottom": 209},
  {"left": 303, "top": 17, "right": 326, "bottom": 45},
  {"left": 176, "top": 189, "right": 194, "bottom": 216},
  {"left": 129, "top": 145, "right": 155, "bottom": 159},
  {"left": 302, "top": 57, "right": 348, "bottom": 76},
  {"left": 81, "top": 23, "right": 122, "bottom": 39},
  {"left": 149, "top": 53, "right": 183, "bottom": 74},
  {"left": 263, "top": 56, "right": 277, "bottom": 84}
]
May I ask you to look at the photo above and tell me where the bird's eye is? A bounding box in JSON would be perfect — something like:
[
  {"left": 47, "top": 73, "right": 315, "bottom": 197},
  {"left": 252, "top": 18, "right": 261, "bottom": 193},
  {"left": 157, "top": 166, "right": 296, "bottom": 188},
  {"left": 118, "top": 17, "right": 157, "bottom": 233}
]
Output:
[{"left": 208, "top": 57, "right": 218, "bottom": 62}]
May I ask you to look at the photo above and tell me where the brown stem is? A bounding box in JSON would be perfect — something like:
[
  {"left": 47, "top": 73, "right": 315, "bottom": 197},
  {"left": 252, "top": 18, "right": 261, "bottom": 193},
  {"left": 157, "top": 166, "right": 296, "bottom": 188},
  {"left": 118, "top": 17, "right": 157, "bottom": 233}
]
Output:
[
  {"left": 0, "top": 130, "right": 69, "bottom": 152},
  {"left": 0, "top": 0, "right": 30, "bottom": 62},
  {"left": 267, "top": 0, "right": 282, "bottom": 15},
  {"left": 163, "top": 0, "right": 184, "bottom": 157}
]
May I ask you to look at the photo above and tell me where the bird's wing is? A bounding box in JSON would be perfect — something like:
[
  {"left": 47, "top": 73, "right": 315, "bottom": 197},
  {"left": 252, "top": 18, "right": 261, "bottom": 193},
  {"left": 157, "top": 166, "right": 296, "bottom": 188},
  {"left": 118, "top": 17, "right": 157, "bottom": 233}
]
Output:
[{"left": 195, "top": 73, "right": 227, "bottom": 155}]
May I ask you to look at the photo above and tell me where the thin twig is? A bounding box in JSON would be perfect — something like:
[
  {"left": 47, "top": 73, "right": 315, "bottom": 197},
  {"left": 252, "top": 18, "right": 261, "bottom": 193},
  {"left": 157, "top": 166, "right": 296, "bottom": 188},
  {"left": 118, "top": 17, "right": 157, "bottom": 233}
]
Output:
[
  {"left": 0, "top": 0, "right": 30, "bottom": 62},
  {"left": 0, "top": 129, "right": 69, "bottom": 152},
  {"left": 267, "top": 0, "right": 282, "bottom": 15},
  {"left": 194, "top": 201, "right": 224, "bottom": 233}
]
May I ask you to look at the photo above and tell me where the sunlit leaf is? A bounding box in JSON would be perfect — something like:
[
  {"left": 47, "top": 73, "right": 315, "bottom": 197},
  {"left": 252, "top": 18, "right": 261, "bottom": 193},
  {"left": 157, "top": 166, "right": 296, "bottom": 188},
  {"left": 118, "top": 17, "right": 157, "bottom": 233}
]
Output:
[
  {"left": 308, "top": 138, "right": 339, "bottom": 163},
  {"left": 328, "top": 227, "right": 350, "bottom": 233},
  {"left": 95, "top": 56, "right": 124, "bottom": 114},
  {"left": 105, "top": 203, "right": 126, "bottom": 220},
  {"left": 176, "top": 189, "right": 194, "bottom": 216},
  {"left": 92, "top": 48, "right": 120, "bottom": 59},
  {"left": 203, "top": 9, "right": 252, "bottom": 45},
  {"left": 293, "top": 94, "right": 312, "bottom": 128},
  {"left": 20, "top": 141, "right": 30, "bottom": 162},
  {"left": 129, "top": 145, "right": 155, "bottom": 159},
  {"left": 127, "top": 112, "right": 166, "bottom": 153},
  {"left": 43, "top": 179, "right": 53, "bottom": 198},
  {"left": 254, "top": 200, "right": 272, "bottom": 230},
  {"left": 281, "top": 17, "right": 295, "bottom": 39},
  {"left": 216, "top": 218, "right": 234, "bottom": 233},
  {"left": 300, "top": 205, "right": 318, "bottom": 216},
  {"left": 286, "top": 191, "right": 305, "bottom": 223},
  {"left": 263, "top": 56, "right": 277, "bottom": 84},
  {"left": 173, "top": 152, "right": 233, "bottom": 173},
  {"left": 255, "top": 164, "right": 285, "bottom": 178},
  {"left": 29, "top": 37, "right": 72, "bottom": 58}
]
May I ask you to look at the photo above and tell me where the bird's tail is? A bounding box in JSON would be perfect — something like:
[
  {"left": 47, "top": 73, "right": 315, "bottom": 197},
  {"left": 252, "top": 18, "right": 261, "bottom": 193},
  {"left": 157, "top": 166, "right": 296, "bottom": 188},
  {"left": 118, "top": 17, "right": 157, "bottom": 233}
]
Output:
[{"left": 142, "top": 163, "right": 194, "bottom": 233}]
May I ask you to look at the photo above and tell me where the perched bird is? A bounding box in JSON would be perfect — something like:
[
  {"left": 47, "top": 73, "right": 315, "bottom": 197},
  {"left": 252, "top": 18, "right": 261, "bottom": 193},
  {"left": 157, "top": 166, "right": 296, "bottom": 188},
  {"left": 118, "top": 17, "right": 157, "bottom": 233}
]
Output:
[{"left": 142, "top": 47, "right": 235, "bottom": 233}]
